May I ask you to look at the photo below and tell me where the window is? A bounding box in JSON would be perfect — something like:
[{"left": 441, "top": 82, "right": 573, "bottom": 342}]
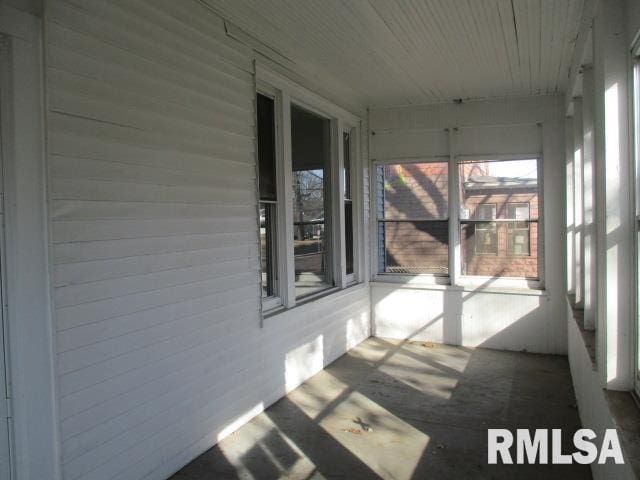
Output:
[
  {"left": 507, "top": 203, "right": 530, "bottom": 256},
  {"left": 255, "top": 75, "right": 361, "bottom": 313},
  {"left": 374, "top": 157, "right": 540, "bottom": 281},
  {"left": 376, "top": 162, "right": 449, "bottom": 275},
  {"left": 257, "top": 93, "right": 279, "bottom": 301},
  {"left": 344, "top": 130, "right": 355, "bottom": 278},
  {"left": 459, "top": 159, "right": 539, "bottom": 279},
  {"left": 291, "top": 104, "right": 333, "bottom": 298},
  {"left": 632, "top": 43, "right": 640, "bottom": 396}
]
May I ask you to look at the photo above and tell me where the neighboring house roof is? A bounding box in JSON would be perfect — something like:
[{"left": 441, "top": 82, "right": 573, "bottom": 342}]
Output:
[{"left": 464, "top": 175, "right": 537, "bottom": 191}]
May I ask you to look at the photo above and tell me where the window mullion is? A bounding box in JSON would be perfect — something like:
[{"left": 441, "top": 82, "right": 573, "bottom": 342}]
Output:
[
  {"left": 332, "top": 118, "right": 347, "bottom": 289},
  {"left": 279, "top": 92, "right": 296, "bottom": 308},
  {"left": 449, "top": 127, "right": 460, "bottom": 286}
]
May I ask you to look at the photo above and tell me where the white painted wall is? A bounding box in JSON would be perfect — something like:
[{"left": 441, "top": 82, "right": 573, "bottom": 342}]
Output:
[
  {"left": 370, "top": 95, "right": 568, "bottom": 354},
  {"left": 44, "top": 1, "right": 369, "bottom": 479}
]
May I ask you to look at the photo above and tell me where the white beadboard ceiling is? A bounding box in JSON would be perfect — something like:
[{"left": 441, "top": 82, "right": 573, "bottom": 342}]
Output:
[{"left": 205, "top": 0, "right": 584, "bottom": 108}]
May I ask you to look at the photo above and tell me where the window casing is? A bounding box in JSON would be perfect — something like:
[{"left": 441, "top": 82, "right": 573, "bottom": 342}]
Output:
[{"left": 255, "top": 71, "right": 361, "bottom": 315}]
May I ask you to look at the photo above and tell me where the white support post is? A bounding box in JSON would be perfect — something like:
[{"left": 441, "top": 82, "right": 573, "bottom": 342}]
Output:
[
  {"left": 593, "top": 0, "right": 633, "bottom": 390},
  {"left": 573, "top": 98, "right": 584, "bottom": 308},
  {"left": 582, "top": 66, "right": 597, "bottom": 329},
  {"left": 565, "top": 115, "right": 575, "bottom": 295}
]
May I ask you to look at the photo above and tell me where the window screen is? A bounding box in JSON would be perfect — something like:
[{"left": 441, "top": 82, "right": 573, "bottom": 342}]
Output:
[
  {"left": 377, "top": 162, "right": 449, "bottom": 275},
  {"left": 459, "top": 159, "right": 539, "bottom": 279}
]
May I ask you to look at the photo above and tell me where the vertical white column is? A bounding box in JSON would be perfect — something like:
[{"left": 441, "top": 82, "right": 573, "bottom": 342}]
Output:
[
  {"left": 593, "top": 0, "right": 633, "bottom": 390},
  {"left": 582, "top": 66, "right": 597, "bottom": 329},
  {"left": 566, "top": 116, "right": 575, "bottom": 295},
  {"left": 573, "top": 98, "right": 584, "bottom": 307}
]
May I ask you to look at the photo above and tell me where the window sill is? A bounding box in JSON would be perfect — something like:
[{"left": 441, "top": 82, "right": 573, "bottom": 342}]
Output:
[
  {"left": 371, "top": 276, "right": 547, "bottom": 296},
  {"left": 263, "top": 282, "right": 367, "bottom": 321},
  {"left": 605, "top": 390, "right": 640, "bottom": 477},
  {"left": 567, "top": 294, "right": 596, "bottom": 368}
]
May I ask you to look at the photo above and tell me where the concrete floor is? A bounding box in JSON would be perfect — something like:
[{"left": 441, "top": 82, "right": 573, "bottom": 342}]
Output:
[{"left": 172, "top": 337, "right": 591, "bottom": 480}]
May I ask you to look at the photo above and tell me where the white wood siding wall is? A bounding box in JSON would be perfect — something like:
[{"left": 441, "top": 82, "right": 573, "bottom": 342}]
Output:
[{"left": 46, "top": 1, "right": 370, "bottom": 479}]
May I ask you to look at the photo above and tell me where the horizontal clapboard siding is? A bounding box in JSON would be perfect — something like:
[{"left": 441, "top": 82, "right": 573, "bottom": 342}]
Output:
[{"left": 46, "top": 2, "right": 370, "bottom": 480}]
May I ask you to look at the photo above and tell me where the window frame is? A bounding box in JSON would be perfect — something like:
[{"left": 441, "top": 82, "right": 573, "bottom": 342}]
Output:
[
  {"left": 371, "top": 156, "right": 451, "bottom": 285},
  {"left": 255, "top": 86, "right": 285, "bottom": 313},
  {"left": 631, "top": 40, "right": 640, "bottom": 397},
  {"left": 457, "top": 156, "right": 543, "bottom": 286},
  {"left": 255, "top": 65, "right": 363, "bottom": 318},
  {"left": 343, "top": 127, "right": 357, "bottom": 285},
  {"left": 290, "top": 101, "right": 335, "bottom": 300},
  {"left": 371, "top": 154, "right": 544, "bottom": 289}
]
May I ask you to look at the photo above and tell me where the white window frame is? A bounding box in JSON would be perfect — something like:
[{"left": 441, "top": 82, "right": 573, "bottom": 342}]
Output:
[
  {"left": 256, "top": 85, "right": 284, "bottom": 313},
  {"left": 255, "top": 64, "right": 364, "bottom": 316},
  {"left": 631, "top": 40, "right": 640, "bottom": 397},
  {"left": 457, "top": 156, "right": 543, "bottom": 288},
  {"left": 291, "top": 100, "right": 335, "bottom": 300},
  {"left": 343, "top": 126, "right": 358, "bottom": 285},
  {"left": 371, "top": 152, "right": 544, "bottom": 290},
  {"left": 371, "top": 156, "right": 451, "bottom": 285}
]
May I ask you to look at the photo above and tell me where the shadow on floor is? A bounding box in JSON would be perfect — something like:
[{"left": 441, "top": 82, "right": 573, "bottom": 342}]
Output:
[{"left": 171, "top": 337, "right": 591, "bottom": 480}]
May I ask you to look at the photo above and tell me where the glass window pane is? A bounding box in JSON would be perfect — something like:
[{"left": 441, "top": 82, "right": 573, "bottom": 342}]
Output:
[
  {"left": 257, "top": 94, "right": 277, "bottom": 201},
  {"left": 343, "top": 131, "right": 351, "bottom": 199},
  {"left": 291, "top": 104, "right": 332, "bottom": 298},
  {"left": 345, "top": 200, "right": 354, "bottom": 275},
  {"left": 459, "top": 159, "right": 539, "bottom": 278},
  {"left": 380, "top": 163, "right": 449, "bottom": 221},
  {"left": 380, "top": 220, "right": 449, "bottom": 274},
  {"left": 260, "top": 203, "right": 276, "bottom": 298},
  {"left": 377, "top": 162, "right": 449, "bottom": 275},
  {"left": 343, "top": 131, "right": 355, "bottom": 277}
]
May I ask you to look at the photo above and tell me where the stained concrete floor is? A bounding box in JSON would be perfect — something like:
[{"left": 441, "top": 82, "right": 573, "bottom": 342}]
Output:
[{"left": 171, "top": 337, "right": 591, "bottom": 480}]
